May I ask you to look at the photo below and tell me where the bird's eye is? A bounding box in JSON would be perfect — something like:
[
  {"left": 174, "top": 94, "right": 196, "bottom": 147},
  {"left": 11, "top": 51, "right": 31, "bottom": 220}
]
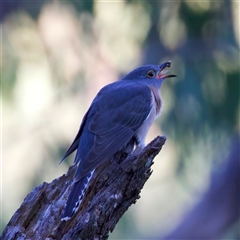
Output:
[{"left": 147, "top": 70, "right": 155, "bottom": 78}]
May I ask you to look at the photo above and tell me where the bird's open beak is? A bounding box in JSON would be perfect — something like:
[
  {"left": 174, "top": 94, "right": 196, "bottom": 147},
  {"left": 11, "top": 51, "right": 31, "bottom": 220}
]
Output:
[{"left": 157, "top": 61, "right": 177, "bottom": 79}]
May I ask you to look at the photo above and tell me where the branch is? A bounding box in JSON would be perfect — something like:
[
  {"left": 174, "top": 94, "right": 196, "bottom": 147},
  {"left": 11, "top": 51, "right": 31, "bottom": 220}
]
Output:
[{"left": 1, "top": 136, "right": 166, "bottom": 240}]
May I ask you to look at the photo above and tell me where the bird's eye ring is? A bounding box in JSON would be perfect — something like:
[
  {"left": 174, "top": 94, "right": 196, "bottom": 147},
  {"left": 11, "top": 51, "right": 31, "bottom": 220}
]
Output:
[{"left": 147, "top": 70, "right": 155, "bottom": 78}]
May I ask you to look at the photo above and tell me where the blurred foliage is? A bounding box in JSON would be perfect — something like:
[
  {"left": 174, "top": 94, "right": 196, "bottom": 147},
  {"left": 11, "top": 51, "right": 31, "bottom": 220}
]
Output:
[{"left": 1, "top": 0, "right": 239, "bottom": 238}]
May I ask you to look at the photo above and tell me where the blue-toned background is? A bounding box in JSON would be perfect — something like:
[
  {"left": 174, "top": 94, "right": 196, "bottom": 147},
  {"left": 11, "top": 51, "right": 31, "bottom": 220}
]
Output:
[{"left": 1, "top": 1, "right": 239, "bottom": 238}]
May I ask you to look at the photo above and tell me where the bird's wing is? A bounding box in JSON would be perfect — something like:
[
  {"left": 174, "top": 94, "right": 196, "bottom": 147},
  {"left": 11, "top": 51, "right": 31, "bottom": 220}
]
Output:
[
  {"left": 74, "top": 82, "right": 153, "bottom": 181},
  {"left": 59, "top": 107, "right": 92, "bottom": 163}
]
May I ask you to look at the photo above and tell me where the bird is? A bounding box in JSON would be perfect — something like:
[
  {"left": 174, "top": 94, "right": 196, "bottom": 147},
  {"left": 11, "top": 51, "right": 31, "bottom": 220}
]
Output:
[{"left": 60, "top": 61, "right": 176, "bottom": 221}]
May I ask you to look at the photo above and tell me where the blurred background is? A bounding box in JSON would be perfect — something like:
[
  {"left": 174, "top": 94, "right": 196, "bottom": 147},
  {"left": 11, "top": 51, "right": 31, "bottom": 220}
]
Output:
[{"left": 1, "top": 0, "right": 239, "bottom": 239}]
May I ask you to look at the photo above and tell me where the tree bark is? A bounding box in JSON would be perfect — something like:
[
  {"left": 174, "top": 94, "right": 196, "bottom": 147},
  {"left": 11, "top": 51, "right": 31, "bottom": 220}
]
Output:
[{"left": 1, "top": 136, "right": 166, "bottom": 240}]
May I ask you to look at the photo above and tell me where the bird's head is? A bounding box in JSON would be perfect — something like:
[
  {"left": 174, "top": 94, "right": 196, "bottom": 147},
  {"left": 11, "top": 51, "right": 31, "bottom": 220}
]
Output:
[{"left": 121, "top": 61, "right": 176, "bottom": 88}]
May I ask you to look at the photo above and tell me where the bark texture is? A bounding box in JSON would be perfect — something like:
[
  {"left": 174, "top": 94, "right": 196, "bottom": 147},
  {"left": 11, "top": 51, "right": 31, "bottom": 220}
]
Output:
[{"left": 1, "top": 136, "right": 166, "bottom": 240}]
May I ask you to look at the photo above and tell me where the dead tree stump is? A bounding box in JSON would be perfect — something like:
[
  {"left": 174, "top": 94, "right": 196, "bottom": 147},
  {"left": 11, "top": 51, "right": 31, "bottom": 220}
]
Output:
[{"left": 1, "top": 136, "right": 166, "bottom": 240}]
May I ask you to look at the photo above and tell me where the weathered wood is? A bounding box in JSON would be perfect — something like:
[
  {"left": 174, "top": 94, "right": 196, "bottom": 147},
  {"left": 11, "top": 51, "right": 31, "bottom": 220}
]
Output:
[{"left": 1, "top": 136, "right": 166, "bottom": 240}]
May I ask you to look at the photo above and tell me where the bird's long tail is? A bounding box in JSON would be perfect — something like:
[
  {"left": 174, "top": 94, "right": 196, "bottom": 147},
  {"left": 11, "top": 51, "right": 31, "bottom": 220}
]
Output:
[{"left": 61, "top": 169, "right": 95, "bottom": 221}]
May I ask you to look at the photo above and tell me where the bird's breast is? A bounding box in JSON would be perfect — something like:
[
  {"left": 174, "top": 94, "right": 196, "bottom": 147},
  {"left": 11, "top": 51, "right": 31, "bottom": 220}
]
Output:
[
  {"left": 134, "top": 87, "right": 162, "bottom": 148},
  {"left": 149, "top": 86, "right": 162, "bottom": 117}
]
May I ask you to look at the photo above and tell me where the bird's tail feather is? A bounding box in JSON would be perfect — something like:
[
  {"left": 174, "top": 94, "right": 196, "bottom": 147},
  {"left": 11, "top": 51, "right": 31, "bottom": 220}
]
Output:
[{"left": 61, "top": 169, "right": 95, "bottom": 221}]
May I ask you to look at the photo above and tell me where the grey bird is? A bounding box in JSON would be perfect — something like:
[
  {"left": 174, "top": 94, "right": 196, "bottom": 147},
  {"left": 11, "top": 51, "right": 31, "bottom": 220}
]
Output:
[{"left": 60, "top": 61, "right": 176, "bottom": 221}]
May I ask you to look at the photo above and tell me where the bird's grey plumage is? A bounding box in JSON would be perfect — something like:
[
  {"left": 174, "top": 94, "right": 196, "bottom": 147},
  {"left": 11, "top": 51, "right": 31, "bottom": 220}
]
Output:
[{"left": 61, "top": 62, "right": 176, "bottom": 220}]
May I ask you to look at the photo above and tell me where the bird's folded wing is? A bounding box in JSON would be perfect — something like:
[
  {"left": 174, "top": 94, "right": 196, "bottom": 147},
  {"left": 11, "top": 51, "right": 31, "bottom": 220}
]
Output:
[
  {"left": 74, "top": 83, "right": 153, "bottom": 181},
  {"left": 59, "top": 108, "right": 92, "bottom": 163}
]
